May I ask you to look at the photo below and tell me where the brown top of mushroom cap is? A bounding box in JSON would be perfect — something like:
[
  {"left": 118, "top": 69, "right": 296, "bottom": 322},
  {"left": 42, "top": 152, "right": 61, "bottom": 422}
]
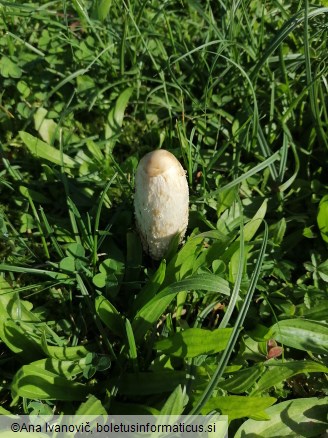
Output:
[{"left": 139, "top": 150, "right": 183, "bottom": 177}]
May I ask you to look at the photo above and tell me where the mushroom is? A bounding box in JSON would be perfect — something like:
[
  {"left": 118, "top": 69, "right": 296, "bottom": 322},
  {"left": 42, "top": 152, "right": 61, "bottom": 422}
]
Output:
[{"left": 134, "top": 149, "right": 189, "bottom": 260}]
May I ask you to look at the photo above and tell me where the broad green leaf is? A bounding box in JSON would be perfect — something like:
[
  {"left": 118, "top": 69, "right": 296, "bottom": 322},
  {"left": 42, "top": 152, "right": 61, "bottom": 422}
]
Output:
[
  {"left": 159, "top": 385, "right": 188, "bottom": 415},
  {"left": 34, "top": 107, "right": 57, "bottom": 144},
  {"left": 217, "top": 187, "right": 238, "bottom": 216},
  {"left": 59, "top": 256, "right": 76, "bottom": 273},
  {"left": 75, "top": 395, "right": 107, "bottom": 416},
  {"left": 93, "top": 0, "right": 111, "bottom": 20},
  {"left": 228, "top": 244, "right": 249, "bottom": 284},
  {"left": 132, "top": 274, "right": 230, "bottom": 342},
  {"left": 164, "top": 234, "right": 204, "bottom": 284},
  {"left": 99, "top": 258, "right": 123, "bottom": 274},
  {"left": 299, "top": 300, "right": 328, "bottom": 320},
  {"left": 176, "top": 290, "right": 188, "bottom": 320},
  {"left": 26, "top": 400, "right": 54, "bottom": 416},
  {"left": 95, "top": 295, "right": 125, "bottom": 337},
  {"left": 113, "top": 371, "right": 188, "bottom": 395},
  {"left": 93, "top": 272, "right": 107, "bottom": 288},
  {"left": 1, "top": 285, "right": 71, "bottom": 363},
  {"left": 86, "top": 139, "right": 104, "bottom": 161},
  {"left": 41, "top": 332, "right": 95, "bottom": 360},
  {"left": 193, "top": 231, "right": 236, "bottom": 273},
  {"left": 272, "top": 217, "right": 287, "bottom": 245},
  {"left": 1, "top": 320, "right": 43, "bottom": 359},
  {"left": 252, "top": 360, "right": 328, "bottom": 395},
  {"left": 18, "top": 79, "right": 31, "bottom": 95},
  {"left": 222, "top": 200, "right": 267, "bottom": 264},
  {"left": 93, "top": 258, "right": 125, "bottom": 294},
  {"left": 65, "top": 242, "right": 86, "bottom": 258},
  {"left": 317, "top": 194, "right": 328, "bottom": 243},
  {"left": 220, "top": 364, "right": 264, "bottom": 394},
  {"left": 46, "top": 344, "right": 96, "bottom": 360},
  {"left": 202, "top": 396, "right": 277, "bottom": 421},
  {"left": 235, "top": 397, "right": 328, "bottom": 437},
  {"left": 34, "top": 357, "right": 86, "bottom": 378},
  {"left": 155, "top": 327, "right": 232, "bottom": 358},
  {"left": 243, "top": 199, "right": 267, "bottom": 242},
  {"left": 106, "top": 88, "right": 133, "bottom": 142},
  {"left": 318, "top": 259, "right": 328, "bottom": 282},
  {"left": 125, "top": 318, "right": 138, "bottom": 369},
  {"left": 0, "top": 279, "right": 39, "bottom": 322},
  {"left": 19, "top": 131, "right": 76, "bottom": 168},
  {"left": 0, "top": 56, "right": 22, "bottom": 78},
  {"left": 11, "top": 360, "right": 90, "bottom": 401},
  {"left": 268, "top": 319, "right": 328, "bottom": 354},
  {"left": 216, "top": 202, "right": 242, "bottom": 236},
  {"left": 0, "top": 279, "right": 43, "bottom": 360},
  {"left": 26, "top": 357, "right": 86, "bottom": 378},
  {"left": 74, "top": 396, "right": 108, "bottom": 433},
  {"left": 132, "top": 259, "right": 166, "bottom": 314}
]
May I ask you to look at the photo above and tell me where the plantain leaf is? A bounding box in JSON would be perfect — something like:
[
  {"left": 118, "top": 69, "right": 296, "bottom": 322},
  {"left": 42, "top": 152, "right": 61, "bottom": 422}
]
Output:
[
  {"left": 106, "top": 88, "right": 133, "bottom": 143},
  {"left": 19, "top": 131, "right": 76, "bottom": 168},
  {"left": 125, "top": 318, "right": 138, "bottom": 370},
  {"left": 155, "top": 327, "right": 232, "bottom": 358},
  {"left": 159, "top": 385, "right": 188, "bottom": 415},
  {"left": 268, "top": 319, "right": 328, "bottom": 354},
  {"left": 34, "top": 107, "right": 58, "bottom": 144},
  {"left": 164, "top": 234, "right": 204, "bottom": 284},
  {"left": 1, "top": 320, "right": 43, "bottom": 359},
  {"left": 93, "top": 0, "right": 112, "bottom": 20},
  {"left": 113, "top": 371, "right": 188, "bottom": 396},
  {"left": 235, "top": 397, "right": 328, "bottom": 437},
  {"left": 0, "top": 279, "right": 43, "bottom": 360},
  {"left": 132, "top": 273, "right": 230, "bottom": 342},
  {"left": 251, "top": 360, "right": 328, "bottom": 395},
  {"left": 220, "top": 364, "right": 264, "bottom": 394},
  {"left": 75, "top": 395, "right": 107, "bottom": 416},
  {"left": 132, "top": 259, "right": 166, "bottom": 314},
  {"left": 41, "top": 332, "right": 95, "bottom": 360},
  {"left": 95, "top": 295, "right": 125, "bottom": 337},
  {"left": 11, "top": 359, "right": 91, "bottom": 401},
  {"left": 202, "top": 395, "right": 277, "bottom": 421},
  {"left": 243, "top": 199, "right": 268, "bottom": 242}
]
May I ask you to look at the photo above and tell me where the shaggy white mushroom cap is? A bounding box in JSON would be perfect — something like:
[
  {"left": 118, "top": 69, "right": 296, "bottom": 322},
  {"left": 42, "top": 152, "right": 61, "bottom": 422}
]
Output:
[{"left": 134, "top": 149, "right": 189, "bottom": 260}]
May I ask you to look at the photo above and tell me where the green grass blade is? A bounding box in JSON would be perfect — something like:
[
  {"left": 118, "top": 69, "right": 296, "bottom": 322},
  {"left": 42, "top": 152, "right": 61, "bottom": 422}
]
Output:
[
  {"left": 251, "top": 7, "right": 328, "bottom": 81},
  {"left": 217, "top": 149, "right": 281, "bottom": 194},
  {"left": 304, "top": 1, "right": 328, "bottom": 150},
  {"left": 92, "top": 174, "right": 118, "bottom": 267}
]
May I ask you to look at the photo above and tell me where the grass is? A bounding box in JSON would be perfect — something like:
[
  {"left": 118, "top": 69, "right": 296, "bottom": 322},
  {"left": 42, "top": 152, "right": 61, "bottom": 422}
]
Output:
[{"left": 0, "top": 0, "right": 328, "bottom": 435}]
